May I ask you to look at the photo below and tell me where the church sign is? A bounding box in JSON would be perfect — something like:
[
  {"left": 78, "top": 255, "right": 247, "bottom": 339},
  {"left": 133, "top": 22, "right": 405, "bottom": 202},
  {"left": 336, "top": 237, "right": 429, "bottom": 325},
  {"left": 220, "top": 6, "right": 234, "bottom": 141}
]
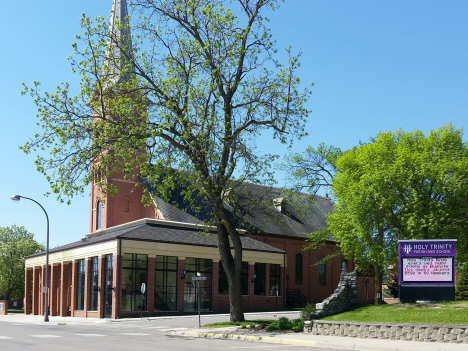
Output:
[{"left": 398, "top": 239, "right": 456, "bottom": 302}]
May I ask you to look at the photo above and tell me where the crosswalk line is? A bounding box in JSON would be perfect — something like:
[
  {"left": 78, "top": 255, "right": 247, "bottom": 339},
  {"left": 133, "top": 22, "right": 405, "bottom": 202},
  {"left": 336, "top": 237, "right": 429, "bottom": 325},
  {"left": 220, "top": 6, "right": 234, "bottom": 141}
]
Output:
[
  {"left": 30, "top": 335, "right": 61, "bottom": 338},
  {"left": 74, "top": 334, "right": 106, "bottom": 337},
  {"left": 0, "top": 336, "right": 11, "bottom": 339}
]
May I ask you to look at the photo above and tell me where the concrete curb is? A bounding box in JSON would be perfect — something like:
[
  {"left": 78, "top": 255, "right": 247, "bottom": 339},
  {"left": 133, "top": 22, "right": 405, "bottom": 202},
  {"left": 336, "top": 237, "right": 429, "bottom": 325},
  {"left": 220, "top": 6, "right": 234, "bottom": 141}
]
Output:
[
  {"left": 186, "top": 331, "right": 318, "bottom": 346},
  {"left": 182, "top": 331, "right": 468, "bottom": 351}
]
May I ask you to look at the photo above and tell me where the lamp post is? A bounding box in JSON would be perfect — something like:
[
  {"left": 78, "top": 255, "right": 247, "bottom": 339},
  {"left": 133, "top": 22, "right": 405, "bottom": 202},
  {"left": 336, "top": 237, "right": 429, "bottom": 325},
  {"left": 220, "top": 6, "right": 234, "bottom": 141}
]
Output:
[{"left": 10, "top": 195, "right": 50, "bottom": 322}]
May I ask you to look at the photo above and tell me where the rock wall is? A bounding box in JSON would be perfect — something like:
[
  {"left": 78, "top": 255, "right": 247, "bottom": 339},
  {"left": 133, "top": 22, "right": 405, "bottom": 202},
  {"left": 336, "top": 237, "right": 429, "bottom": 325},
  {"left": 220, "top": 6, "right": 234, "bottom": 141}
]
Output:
[
  {"left": 307, "top": 269, "right": 358, "bottom": 319},
  {"left": 309, "top": 320, "right": 468, "bottom": 344}
]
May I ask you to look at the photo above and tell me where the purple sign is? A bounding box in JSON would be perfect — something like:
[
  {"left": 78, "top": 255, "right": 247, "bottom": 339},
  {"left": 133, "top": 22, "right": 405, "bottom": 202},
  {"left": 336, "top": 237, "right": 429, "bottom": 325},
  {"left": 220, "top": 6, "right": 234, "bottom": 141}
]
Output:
[{"left": 398, "top": 240, "right": 456, "bottom": 286}]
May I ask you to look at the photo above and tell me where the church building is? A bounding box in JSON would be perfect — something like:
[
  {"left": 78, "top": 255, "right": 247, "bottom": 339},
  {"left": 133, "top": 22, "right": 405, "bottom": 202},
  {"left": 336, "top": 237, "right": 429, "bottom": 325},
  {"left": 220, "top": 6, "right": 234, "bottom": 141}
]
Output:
[{"left": 24, "top": 0, "right": 374, "bottom": 319}]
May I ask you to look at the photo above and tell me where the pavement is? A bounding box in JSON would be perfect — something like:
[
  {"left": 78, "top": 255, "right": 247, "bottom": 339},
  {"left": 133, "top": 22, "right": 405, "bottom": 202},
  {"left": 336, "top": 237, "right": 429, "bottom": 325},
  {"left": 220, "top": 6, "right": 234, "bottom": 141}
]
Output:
[{"left": 1, "top": 313, "right": 467, "bottom": 351}]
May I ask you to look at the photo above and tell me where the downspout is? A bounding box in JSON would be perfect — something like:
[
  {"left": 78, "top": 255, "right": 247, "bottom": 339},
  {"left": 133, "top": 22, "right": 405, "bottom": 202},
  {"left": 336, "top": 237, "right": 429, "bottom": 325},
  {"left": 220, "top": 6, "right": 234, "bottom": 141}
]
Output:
[
  {"left": 283, "top": 252, "right": 286, "bottom": 309},
  {"left": 117, "top": 238, "right": 122, "bottom": 319}
]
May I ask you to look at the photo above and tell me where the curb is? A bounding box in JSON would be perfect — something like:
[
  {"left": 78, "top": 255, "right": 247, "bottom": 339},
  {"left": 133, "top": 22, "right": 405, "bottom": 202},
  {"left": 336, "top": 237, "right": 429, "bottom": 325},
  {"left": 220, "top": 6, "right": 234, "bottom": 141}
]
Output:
[{"left": 186, "top": 331, "right": 318, "bottom": 346}]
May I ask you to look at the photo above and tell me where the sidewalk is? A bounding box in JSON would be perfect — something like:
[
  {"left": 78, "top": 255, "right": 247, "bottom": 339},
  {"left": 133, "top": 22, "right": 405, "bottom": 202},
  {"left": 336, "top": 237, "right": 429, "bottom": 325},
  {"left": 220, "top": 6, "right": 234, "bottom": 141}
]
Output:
[
  {"left": 0, "top": 313, "right": 107, "bottom": 325},
  {"left": 175, "top": 326, "right": 468, "bottom": 351}
]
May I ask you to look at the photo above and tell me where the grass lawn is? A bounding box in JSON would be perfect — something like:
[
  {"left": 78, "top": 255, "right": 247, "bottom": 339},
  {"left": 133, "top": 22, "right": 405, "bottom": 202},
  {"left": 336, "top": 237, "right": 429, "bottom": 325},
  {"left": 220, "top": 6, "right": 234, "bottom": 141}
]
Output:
[
  {"left": 203, "top": 319, "right": 273, "bottom": 328},
  {"left": 322, "top": 301, "right": 468, "bottom": 325}
]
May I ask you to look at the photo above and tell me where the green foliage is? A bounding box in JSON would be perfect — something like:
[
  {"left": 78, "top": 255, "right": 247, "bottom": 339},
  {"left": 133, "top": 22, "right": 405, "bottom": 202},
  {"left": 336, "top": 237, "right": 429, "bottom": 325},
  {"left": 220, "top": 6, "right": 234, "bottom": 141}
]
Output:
[
  {"left": 264, "top": 317, "right": 303, "bottom": 331},
  {"left": 206, "top": 317, "right": 304, "bottom": 331},
  {"left": 300, "top": 302, "right": 316, "bottom": 319},
  {"left": 456, "top": 264, "right": 468, "bottom": 301},
  {"left": 0, "top": 225, "right": 44, "bottom": 300},
  {"left": 204, "top": 319, "right": 272, "bottom": 328},
  {"left": 21, "top": 0, "right": 311, "bottom": 322},
  {"left": 327, "top": 125, "right": 468, "bottom": 303}
]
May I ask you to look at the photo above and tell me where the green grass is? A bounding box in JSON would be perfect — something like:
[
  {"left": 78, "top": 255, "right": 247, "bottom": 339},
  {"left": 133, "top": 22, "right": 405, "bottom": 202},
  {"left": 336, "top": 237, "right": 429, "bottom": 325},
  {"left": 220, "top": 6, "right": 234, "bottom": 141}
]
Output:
[
  {"left": 322, "top": 301, "right": 468, "bottom": 325},
  {"left": 7, "top": 309, "right": 24, "bottom": 314},
  {"left": 203, "top": 319, "right": 273, "bottom": 328}
]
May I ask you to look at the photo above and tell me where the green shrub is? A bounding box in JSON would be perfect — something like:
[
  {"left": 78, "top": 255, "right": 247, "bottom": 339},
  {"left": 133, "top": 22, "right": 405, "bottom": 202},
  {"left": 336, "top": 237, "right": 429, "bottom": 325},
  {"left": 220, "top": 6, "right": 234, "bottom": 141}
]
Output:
[
  {"left": 300, "top": 303, "right": 316, "bottom": 319},
  {"left": 291, "top": 318, "right": 304, "bottom": 330},
  {"left": 277, "top": 317, "right": 293, "bottom": 330},
  {"left": 456, "top": 268, "right": 468, "bottom": 301}
]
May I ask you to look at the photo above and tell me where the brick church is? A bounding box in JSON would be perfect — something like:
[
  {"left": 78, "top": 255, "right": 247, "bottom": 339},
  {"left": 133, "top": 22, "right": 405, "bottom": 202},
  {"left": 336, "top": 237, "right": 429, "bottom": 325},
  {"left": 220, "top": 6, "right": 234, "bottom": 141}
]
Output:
[{"left": 24, "top": 0, "right": 374, "bottom": 319}]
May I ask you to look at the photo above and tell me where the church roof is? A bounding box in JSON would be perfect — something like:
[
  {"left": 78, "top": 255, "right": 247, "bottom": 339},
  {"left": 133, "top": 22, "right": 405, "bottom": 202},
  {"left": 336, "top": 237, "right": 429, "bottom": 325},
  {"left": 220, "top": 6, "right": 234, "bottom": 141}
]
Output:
[
  {"left": 26, "top": 219, "right": 285, "bottom": 258},
  {"left": 102, "top": 0, "right": 135, "bottom": 87},
  {"left": 144, "top": 178, "right": 335, "bottom": 240}
]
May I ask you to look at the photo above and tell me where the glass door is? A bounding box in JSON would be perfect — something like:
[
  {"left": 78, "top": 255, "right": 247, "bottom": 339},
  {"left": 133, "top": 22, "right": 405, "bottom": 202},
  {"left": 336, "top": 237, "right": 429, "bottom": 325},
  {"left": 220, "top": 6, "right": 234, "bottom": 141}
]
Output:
[{"left": 104, "top": 254, "right": 113, "bottom": 318}]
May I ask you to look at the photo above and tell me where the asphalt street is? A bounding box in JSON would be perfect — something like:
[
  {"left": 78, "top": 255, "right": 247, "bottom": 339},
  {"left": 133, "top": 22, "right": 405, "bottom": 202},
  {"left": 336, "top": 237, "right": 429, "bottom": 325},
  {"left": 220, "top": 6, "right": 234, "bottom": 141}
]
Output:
[
  {"left": 1, "top": 312, "right": 467, "bottom": 351},
  {"left": 0, "top": 313, "right": 348, "bottom": 351}
]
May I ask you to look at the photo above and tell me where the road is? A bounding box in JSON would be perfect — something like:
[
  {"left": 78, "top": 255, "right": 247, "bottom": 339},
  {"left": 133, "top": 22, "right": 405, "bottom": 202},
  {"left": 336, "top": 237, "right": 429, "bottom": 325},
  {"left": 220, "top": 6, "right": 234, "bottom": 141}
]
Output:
[{"left": 0, "top": 312, "right": 352, "bottom": 351}]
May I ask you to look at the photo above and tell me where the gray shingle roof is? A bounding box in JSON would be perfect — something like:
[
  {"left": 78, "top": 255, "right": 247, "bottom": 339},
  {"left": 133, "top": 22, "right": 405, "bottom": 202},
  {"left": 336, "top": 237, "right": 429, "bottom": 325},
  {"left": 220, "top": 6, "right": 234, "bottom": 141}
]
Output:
[
  {"left": 147, "top": 180, "right": 334, "bottom": 239},
  {"left": 27, "top": 221, "right": 284, "bottom": 258}
]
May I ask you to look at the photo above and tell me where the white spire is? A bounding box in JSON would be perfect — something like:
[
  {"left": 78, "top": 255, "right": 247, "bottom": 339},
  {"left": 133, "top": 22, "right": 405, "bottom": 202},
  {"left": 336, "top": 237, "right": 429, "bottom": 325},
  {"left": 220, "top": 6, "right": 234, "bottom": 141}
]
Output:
[{"left": 103, "top": 0, "right": 135, "bottom": 88}]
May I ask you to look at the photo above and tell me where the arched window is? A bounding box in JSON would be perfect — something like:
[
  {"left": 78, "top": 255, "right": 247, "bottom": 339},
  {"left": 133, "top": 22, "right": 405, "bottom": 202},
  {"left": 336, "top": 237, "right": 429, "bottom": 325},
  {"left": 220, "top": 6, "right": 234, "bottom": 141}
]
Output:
[
  {"left": 295, "top": 253, "right": 303, "bottom": 285},
  {"left": 341, "top": 257, "right": 347, "bottom": 272},
  {"left": 319, "top": 255, "right": 326, "bottom": 286},
  {"left": 96, "top": 201, "right": 102, "bottom": 230}
]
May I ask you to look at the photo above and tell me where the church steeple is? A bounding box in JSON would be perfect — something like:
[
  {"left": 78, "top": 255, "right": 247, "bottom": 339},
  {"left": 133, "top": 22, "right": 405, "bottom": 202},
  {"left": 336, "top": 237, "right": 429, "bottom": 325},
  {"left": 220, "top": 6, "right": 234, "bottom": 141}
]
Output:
[{"left": 103, "top": 0, "right": 135, "bottom": 87}]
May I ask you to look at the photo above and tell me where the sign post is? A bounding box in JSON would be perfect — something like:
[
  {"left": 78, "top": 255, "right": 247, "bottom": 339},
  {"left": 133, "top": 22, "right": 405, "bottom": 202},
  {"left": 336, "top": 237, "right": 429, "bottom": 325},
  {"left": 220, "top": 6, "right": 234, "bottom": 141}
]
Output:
[
  {"left": 398, "top": 239, "right": 457, "bottom": 302},
  {"left": 140, "top": 283, "right": 146, "bottom": 319},
  {"left": 192, "top": 275, "right": 207, "bottom": 327}
]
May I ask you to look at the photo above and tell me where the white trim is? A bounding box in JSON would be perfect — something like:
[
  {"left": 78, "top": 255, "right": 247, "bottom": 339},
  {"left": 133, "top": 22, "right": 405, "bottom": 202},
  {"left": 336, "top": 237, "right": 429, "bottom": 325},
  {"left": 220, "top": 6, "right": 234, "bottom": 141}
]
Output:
[{"left": 398, "top": 239, "right": 457, "bottom": 242}]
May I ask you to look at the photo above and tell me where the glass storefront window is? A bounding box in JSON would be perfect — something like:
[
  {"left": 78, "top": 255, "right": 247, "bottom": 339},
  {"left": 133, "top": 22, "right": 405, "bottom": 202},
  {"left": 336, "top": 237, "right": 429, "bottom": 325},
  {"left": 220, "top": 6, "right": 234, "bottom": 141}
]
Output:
[
  {"left": 121, "top": 254, "right": 147, "bottom": 312},
  {"left": 154, "top": 256, "right": 177, "bottom": 311},
  {"left": 76, "top": 259, "right": 85, "bottom": 310},
  {"left": 269, "top": 264, "right": 280, "bottom": 296},
  {"left": 254, "top": 263, "right": 265, "bottom": 295},
  {"left": 89, "top": 257, "right": 99, "bottom": 310},
  {"left": 218, "top": 261, "right": 248, "bottom": 295},
  {"left": 184, "top": 258, "right": 212, "bottom": 311}
]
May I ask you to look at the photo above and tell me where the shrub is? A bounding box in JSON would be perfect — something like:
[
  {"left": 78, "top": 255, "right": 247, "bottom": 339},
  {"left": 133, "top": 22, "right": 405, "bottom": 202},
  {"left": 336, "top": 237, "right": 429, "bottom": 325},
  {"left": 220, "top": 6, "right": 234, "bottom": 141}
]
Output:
[
  {"left": 277, "top": 317, "right": 293, "bottom": 330},
  {"left": 300, "top": 303, "right": 316, "bottom": 319},
  {"left": 291, "top": 318, "right": 304, "bottom": 330},
  {"left": 456, "top": 268, "right": 468, "bottom": 301}
]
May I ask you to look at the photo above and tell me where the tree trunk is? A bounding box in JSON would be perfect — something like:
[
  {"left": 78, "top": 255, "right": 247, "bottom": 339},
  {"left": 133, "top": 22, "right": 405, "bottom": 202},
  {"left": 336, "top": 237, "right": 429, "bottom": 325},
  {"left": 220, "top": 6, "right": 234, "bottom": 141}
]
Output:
[
  {"left": 374, "top": 226, "right": 384, "bottom": 305},
  {"left": 4, "top": 279, "right": 12, "bottom": 301},
  {"left": 214, "top": 207, "right": 245, "bottom": 322},
  {"left": 374, "top": 266, "right": 383, "bottom": 305}
]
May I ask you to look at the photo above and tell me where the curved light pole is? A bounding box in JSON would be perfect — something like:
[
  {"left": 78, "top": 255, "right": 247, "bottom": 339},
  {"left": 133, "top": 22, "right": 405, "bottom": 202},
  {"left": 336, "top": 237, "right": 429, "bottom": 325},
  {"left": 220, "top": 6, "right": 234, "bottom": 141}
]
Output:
[{"left": 11, "top": 195, "right": 49, "bottom": 322}]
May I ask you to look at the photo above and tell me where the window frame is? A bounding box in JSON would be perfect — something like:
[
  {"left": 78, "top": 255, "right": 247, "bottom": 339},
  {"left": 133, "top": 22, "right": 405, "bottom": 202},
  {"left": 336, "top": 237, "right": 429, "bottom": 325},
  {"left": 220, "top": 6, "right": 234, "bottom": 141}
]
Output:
[
  {"left": 295, "top": 253, "right": 303, "bottom": 285},
  {"left": 319, "top": 255, "right": 326, "bottom": 286},
  {"left": 76, "top": 259, "right": 85, "bottom": 310}
]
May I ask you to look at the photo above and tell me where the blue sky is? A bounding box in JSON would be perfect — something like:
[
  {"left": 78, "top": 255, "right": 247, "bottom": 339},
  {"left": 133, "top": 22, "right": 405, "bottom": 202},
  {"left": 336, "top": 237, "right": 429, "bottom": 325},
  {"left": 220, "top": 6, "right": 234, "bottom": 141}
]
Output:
[{"left": 1, "top": 0, "right": 467, "bottom": 247}]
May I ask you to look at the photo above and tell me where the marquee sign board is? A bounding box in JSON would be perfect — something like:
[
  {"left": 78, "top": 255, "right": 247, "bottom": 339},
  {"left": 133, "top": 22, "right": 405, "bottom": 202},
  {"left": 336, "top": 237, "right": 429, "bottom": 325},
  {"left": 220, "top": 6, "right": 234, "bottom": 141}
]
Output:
[{"left": 398, "top": 239, "right": 456, "bottom": 286}]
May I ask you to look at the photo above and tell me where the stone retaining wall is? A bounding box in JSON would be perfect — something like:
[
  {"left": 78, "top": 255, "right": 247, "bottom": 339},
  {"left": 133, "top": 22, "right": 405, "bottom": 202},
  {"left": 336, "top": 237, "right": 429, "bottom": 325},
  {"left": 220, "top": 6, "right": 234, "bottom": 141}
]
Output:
[{"left": 308, "top": 320, "right": 468, "bottom": 344}]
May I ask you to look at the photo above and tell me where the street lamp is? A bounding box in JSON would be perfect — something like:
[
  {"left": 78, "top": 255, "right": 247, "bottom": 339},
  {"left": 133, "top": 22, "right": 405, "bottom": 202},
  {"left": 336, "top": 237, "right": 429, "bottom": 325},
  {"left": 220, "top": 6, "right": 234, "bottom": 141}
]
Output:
[{"left": 10, "top": 195, "right": 50, "bottom": 322}]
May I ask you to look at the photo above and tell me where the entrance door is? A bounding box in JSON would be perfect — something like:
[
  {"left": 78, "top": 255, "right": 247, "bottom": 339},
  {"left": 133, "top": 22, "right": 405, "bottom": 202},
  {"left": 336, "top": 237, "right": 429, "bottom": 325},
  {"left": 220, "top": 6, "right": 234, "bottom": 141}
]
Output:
[{"left": 104, "top": 254, "right": 113, "bottom": 318}]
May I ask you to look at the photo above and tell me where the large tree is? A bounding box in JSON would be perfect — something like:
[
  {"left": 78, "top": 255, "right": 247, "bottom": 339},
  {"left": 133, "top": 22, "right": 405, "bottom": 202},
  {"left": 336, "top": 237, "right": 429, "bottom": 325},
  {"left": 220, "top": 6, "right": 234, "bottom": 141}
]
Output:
[
  {"left": 327, "top": 125, "right": 468, "bottom": 304},
  {"left": 21, "top": 0, "right": 311, "bottom": 321},
  {"left": 0, "top": 225, "right": 44, "bottom": 301}
]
